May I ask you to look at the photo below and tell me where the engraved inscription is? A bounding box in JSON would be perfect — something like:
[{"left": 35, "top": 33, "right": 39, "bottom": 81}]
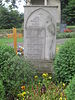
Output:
[{"left": 24, "top": 8, "right": 56, "bottom": 60}]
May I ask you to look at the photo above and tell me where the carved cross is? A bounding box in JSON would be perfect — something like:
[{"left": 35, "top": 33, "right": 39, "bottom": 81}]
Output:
[{"left": 13, "top": 28, "right": 17, "bottom": 53}]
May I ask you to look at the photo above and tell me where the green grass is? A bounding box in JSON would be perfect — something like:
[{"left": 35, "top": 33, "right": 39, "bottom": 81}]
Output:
[
  {"left": 67, "top": 26, "right": 75, "bottom": 29},
  {"left": 0, "top": 37, "right": 23, "bottom": 45},
  {"left": 57, "top": 32, "right": 75, "bottom": 39}
]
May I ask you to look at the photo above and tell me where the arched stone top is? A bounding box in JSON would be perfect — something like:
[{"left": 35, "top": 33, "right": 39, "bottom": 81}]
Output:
[
  {"left": 25, "top": 8, "right": 55, "bottom": 30},
  {"left": 24, "top": 7, "right": 56, "bottom": 60}
]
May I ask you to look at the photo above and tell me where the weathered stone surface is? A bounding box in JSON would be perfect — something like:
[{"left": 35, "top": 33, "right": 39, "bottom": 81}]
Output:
[
  {"left": 24, "top": 6, "right": 57, "bottom": 72},
  {"left": 30, "top": 60, "right": 54, "bottom": 73},
  {"left": 24, "top": 6, "right": 57, "bottom": 60},
  {"left": 26, "top": 0, "right": 61, "bottom": 23}
]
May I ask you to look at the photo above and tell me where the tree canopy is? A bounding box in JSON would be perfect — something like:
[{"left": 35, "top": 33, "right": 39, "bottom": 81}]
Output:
[
  {"left": 61, "top": 0, "right": 75, "bottom": 25},
  {"left": 0, "top": 0, "right": 26, "bottom": 8},
  {"left": 0, "top": 6, "right": 24, "bottom": 29}
]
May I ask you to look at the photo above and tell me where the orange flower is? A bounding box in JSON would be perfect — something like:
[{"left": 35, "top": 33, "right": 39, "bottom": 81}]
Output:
[{"left": 21, "top": 86, "right": 25, "bottom": 90}]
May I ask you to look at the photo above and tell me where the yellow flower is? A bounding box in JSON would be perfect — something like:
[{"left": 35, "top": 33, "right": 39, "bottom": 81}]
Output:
[
  {"left": 38, "top": 82, "right": 41, "bottom": 85},
  {"left": 22, "top": 92, "right": 26, "bottom": 95},
  {"left": 42, "top": 73, "right": 48, "bottom": 78},
  {"left": 18, "top": 92, "right": 26, "bottom": 98},
  {"left": 60, "top": 92, "right": 63, "bottom": 96},
  {"left": 48, "top": 76, "right": 52, "bottom": 80},
  {"left": 34, "top": 75, "right": 38, "bottom": 79},
  {"left": 56, "top": 47, "right": 59, "bottom": 52},
  {"left": 63, "top": 83, "right": 65, "bottom": 87},
  {"left": 20, "top": 48, "right": 23, "bottom": 52},
  {"left": 59, "top": 97, "right": 62, "bottom": 100},
  {"left": 65, "top": 98, "right": 67, "bottom": 100},
  {"left": 21, "top": 92, "right": 26, "bottom": 97}
]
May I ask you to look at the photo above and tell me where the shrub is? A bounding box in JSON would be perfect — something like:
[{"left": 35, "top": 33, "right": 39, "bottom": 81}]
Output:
[
  {"left": 0, "top": 80, "right": 5, "bottom": 100},
  {"left": 54, "top": 38, "right": 75, "bottom": 83},
  {"left": 65, "top": 76, "right": 75, "bottom": 100},
  {"left": 1, "top": 55, "right": 37, "bottom": 99},
  {"left": 0, "top": 45, "right": 16, "bottom": 78},
  {"left": 0, "top": 45, "right": 16, "bottom": 99},
  {"left": 0, "top": 45, "right": 16, "bottom": 65},
  {"left": 56, "top": 32, "right": 75, "bottom": 39}
]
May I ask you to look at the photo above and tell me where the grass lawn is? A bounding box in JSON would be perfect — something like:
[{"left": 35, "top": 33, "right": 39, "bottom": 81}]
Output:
[
  {"left": 0, "top": 37, "right": 23, "bottom": 45},
  {"left": 67, "top": 25, "right": 75, "bottom": 29}
]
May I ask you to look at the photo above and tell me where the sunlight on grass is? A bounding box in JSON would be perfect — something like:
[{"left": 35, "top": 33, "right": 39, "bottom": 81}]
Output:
[
  {"left": 67, "top": 26, "right": 75, "bottom": 29},
  {"left": 0, "top": 37, "right": 23, "bottom": 45}
]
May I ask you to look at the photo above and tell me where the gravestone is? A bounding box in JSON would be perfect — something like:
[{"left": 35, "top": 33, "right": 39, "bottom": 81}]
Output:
[
  {"left": 60, "top": 24, "right": 67, "bottom": 32},
  {"left": 24, "top": 4, "right": 59, "bottom": 72}
]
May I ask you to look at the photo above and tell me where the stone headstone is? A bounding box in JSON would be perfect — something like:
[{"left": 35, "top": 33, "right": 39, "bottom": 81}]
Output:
[
  {"left": 60, "top": 24, "right": 67, "bottom": 32},
  {"left": 24, "top": 6, "right": 58, "bottom": 72}
]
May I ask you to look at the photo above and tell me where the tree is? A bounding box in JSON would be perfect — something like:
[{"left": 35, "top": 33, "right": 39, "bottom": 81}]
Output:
[
  {"left": 0, "top": 6, "right": 24, "bottom": 29},
  {"left": 0, "top": 0, "right": 2, "bottom": 6},
  {"left": 1, "top": 0, "right": 26, "bottom": 8},
  {"left": 62, "top": 0, "right": 75, "bottom": 25},
  {"left": 61, "top": 0, "right": 69, "bottom": 23},
  {"left": 61, "top": 0, "right": 69, "bottom": 9}
]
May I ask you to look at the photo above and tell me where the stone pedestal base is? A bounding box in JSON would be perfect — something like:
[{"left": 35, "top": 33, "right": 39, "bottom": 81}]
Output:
[{"left": 30, "top": 60, "right": 54, "bottom": 73}]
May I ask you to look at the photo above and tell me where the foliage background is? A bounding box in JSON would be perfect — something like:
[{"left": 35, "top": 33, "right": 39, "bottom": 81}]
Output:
[
  {"left": 61, "top": 0, "right": 75, "bottom": 25},
  {"left": 0, "top": 6, "right": 24, "bottom": 29},
  {"left": 65, "top": 75, "right": 75, "bottom": 100},
  {"left": 54, "top": 38, "right": 75, "bottom": 83},
  {"left": 0, "top": 80, "right": 5, "bottom": 100}
]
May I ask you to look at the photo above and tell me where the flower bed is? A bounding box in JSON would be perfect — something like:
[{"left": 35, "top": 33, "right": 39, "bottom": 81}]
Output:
[{"left": 17, "top": 73, "right": 67, "bottom": 100}]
